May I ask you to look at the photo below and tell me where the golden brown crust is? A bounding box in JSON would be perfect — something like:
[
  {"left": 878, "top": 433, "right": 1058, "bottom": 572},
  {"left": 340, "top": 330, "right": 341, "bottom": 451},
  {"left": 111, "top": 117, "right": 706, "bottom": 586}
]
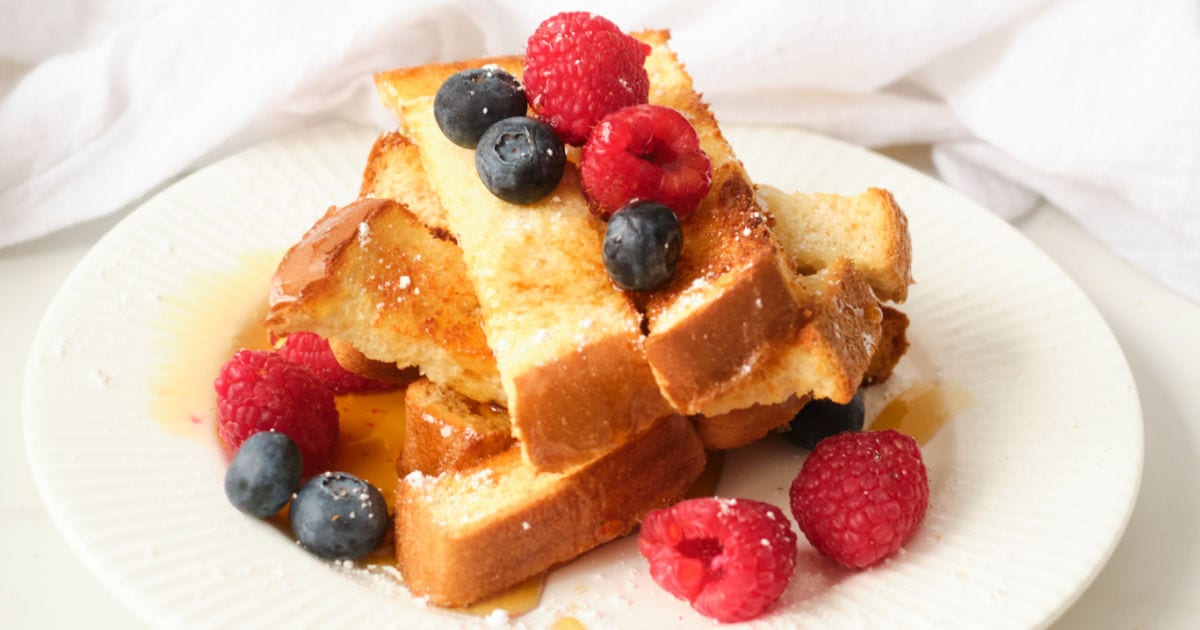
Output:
[
  {"left": 636, "top": 35, "right": 812, "bottom": 415},
  {"left": 358, "top": 131, "right": 408, "bottom": 198},
  {"left": 328, "top": 337, "right": 418, "bottom": 383},
  {"left": 691, "top": 258, "right": 882, "bottom": 415},
  {"left": 267, "top": 199, "right": 388, "bottom": 313},
  {"left": 793, "top": 257, "right": 883, "bottom": 401},
  {"left": 510, "top": 333, "right": 674, "bottom": 469},
  {"left": 864, "top": 305, "right": 910, "bottom": 384},
  {"left": 395, "top": 415, "right": 705, "bottom": 607},
  {"left": 692, "top": 394, "right": 809, "bottom": 451},
  {"left": 400, "top": 379, "right": 513, "bottom": 476},
  {"left": 265, "top": 198, "right": 503, "bottom": 403},
  {"left": 644, "top": 173, "right": 805, "bottom": 413}
]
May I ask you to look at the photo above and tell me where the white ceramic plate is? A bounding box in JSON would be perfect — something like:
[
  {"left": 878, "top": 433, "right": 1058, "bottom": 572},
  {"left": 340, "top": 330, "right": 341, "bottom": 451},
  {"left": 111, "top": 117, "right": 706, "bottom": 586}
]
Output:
[{"left": 24, "top": 121, "right": 1142, "bottom": 629}]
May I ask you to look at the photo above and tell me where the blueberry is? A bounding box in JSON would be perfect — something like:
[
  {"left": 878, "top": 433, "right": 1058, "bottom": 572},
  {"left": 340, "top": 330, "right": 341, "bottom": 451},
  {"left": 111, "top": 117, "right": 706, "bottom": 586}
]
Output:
[
  {"left": 224, "top": 431, "right": 303, "bottom": 518},
  {"left": 784, "top": 390, "right": 865, "bottom": 450},
  {"left": 289, "top": 472, "right": 389, "bottom": 560},
  {"left": 475, "top": 116, "right": 566, "bottom": 204},
  {"left": 434, "top": 67, "right": 527, "bottom": 148},
  {"left": 602, "top": 201, "right": 683, "bottom": 291}
]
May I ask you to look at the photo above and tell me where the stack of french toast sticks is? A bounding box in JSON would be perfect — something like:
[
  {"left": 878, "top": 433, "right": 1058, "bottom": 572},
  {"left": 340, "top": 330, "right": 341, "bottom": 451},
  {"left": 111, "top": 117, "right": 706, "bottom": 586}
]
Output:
[{"left": 265, "top": 29, "right": 912, "bottom": 607}]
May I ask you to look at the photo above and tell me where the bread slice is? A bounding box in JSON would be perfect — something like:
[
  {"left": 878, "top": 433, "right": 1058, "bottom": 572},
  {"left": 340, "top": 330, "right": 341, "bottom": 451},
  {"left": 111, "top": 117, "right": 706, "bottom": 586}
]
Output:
[
  {"left": 628, "top": 31, "right": 816, "bottom": 416},
  {"left": 614, "top": 32, "right": 884, "bottom": 417},
  {"left": 400, "top": 378, "right": 513, "bottom": 476},
  {"left": 395, "top": 414, "right": 706, "bottom": 606},
  {"left": 359, "top": 131, "right": 451, "bottom": 234},
  {"left": 265, "top": 198, "right": 504, "bottom": 404},
  {"left": 377, "top": 53, "right": 672, "bottom": 472},
  {"left": 757, "top": 184, "right": 912, "bottom": 303}
]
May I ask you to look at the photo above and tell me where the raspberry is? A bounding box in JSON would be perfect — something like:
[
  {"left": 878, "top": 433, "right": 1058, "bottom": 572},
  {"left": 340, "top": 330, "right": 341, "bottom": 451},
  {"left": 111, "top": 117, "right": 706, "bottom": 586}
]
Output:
[
  {"left": 788, "top": 429, "right": 929, "bottom": 569},
  {"left": 638, "top": 497, "right": 797, "bottom": 623},
  {"left": 580, "top": 104, "right": 712, "bottom": 220},
  {"left": 276, "top": 332, "right": 399, "bottom": 396},
  {"left": 215, "top": 349, "right": 338, "bottom": 478},
  {"left": 524, "top": 11, "right": 650, "bottom": 146}
]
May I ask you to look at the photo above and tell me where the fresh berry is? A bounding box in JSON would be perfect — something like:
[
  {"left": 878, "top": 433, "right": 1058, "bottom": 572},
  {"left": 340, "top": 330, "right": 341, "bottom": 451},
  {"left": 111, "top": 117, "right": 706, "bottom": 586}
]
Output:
[
  {"left": 581, "top": 104, "right": 712, "bottom": 219},
  {"left": 215, "top": 349, "right": 338, "bottom": 478},
  {"left": 290, "top": 471, "right": 389, "bottom": 560},
  {"left": 524, "top": 11, "right": 650, "bottom": 145},
  {"left": 789, "top": 429, "right": 929, "bottom": 568},
  {"left": 224, "top": 431, "right": 303, "bottom": 518},
  {"left": 475, "top": 116, "right": 566, "bottom": 203},
  {"left": 434, "top": 67, "right": 528, "bottom": 148},
  {"left": 783, "top": 390, "right": 865, "bottom": 450},
  {"left": 276, "top": 332, "right": 399, "bottom": 395},
  {"left": 602, "top": 200, "right": 682, "bottom": 291},
  {"left": 638, "top": 497, "right": 797, "bottom": 623}
]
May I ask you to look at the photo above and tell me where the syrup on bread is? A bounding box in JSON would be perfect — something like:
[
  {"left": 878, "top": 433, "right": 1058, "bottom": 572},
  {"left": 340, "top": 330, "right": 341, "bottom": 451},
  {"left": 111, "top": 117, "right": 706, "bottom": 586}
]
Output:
[{"left": 266, "top": 198, "right": 504, "bottom": 404}]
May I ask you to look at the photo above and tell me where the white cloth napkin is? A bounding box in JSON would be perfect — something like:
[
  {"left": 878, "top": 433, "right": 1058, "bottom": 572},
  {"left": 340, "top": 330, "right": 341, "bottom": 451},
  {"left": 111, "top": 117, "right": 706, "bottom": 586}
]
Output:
[{"left": 3, "top": 0, "right": 1197, "bottom": 301}]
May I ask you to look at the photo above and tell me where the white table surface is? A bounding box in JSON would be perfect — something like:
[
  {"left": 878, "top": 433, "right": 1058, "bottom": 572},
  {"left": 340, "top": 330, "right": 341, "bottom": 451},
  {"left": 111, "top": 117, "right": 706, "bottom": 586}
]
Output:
[{"left": 3, "top": 143, "right": 1198, "bottom": 629}]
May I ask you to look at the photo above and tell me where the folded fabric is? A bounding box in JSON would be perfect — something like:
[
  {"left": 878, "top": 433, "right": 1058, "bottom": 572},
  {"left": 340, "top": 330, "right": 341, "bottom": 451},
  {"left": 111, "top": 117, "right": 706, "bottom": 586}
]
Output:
[{"left": 2, "top": 0, "right": 1196, "bottom": 302}]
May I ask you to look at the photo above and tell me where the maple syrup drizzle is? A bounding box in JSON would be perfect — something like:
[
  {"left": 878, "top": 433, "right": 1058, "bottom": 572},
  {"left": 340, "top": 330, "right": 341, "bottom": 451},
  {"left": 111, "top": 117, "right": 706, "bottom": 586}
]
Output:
[
  {"left": 333, "top": 390, "right": 408, "bottom": 509},
  {"left": 151, "top": 251, "right": 282, "bottom": 437},
  {"left": 459, "top": 572, "right": 547, "bottom": 617},
  {"left": 551, "top": 616, "right": 588, "bottom": 630},
  {"left": 869, "top": 381, "right": 973, "bottom": 445},
  {"left": 154, "top": 252, "right": 740, "bottom": 620}
]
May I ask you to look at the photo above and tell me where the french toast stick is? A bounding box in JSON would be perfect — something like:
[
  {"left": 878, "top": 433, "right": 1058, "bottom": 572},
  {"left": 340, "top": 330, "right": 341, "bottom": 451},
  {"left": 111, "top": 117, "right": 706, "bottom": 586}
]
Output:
[
  {"left": 634, "top": 31, "right": 884, "bottom": 415},
  {"left": 400, "top": 378, "right": 513, "bottom": 476},
  {"left": 395, "top": 415, "right": 706, "bottom": 607},
  {"left": 633, "top": 31, "right": 814, "bottom": 415},
  {"left": 377, "top": 55, "right": 672, "bottom": 472},
  {"left": 758, "top": 184, "right": 912, "bottom": 303},
  {"left": 265, "top": 198, "right": 504, "bottom": 404}
]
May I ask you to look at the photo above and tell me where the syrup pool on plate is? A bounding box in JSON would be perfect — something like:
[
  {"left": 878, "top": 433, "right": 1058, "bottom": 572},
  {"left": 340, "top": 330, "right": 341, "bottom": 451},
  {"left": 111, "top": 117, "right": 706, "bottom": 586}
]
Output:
[
  {"left": 151, "top": 250, "right": 282, "bottom": 437},
  {"left": 869, "top": 380, "right": 974, "bottom": 445}
]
